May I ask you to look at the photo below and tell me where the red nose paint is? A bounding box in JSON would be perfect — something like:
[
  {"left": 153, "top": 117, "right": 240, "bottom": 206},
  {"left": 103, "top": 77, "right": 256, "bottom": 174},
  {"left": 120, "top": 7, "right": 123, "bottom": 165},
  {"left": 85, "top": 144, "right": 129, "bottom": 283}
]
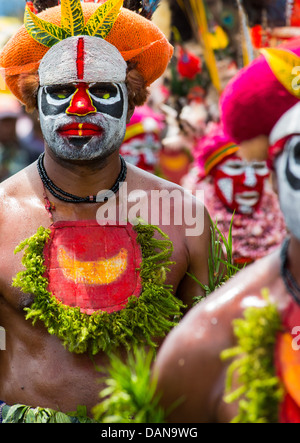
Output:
[{"left": 66, "top": 83, "right": 97, "bottom": 116}]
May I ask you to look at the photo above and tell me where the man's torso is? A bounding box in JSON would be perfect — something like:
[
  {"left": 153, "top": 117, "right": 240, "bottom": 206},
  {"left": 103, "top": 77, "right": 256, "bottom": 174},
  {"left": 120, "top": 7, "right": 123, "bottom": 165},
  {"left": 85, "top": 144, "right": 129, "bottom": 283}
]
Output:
[{"left": 0, "top": 161, "right": 204, "bottom": 414}]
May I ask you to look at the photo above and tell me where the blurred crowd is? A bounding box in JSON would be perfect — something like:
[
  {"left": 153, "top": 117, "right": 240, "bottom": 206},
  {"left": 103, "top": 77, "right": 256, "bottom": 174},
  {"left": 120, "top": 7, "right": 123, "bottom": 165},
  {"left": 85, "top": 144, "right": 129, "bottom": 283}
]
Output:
[{"left": 0, "top": 0, "right": 43, "bottom": 181}]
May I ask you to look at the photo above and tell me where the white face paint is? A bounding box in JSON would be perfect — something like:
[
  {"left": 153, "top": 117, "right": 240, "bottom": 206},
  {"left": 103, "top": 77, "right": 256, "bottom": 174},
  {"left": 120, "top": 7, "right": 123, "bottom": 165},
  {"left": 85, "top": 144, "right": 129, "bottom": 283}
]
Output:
[
  {"left": 275, "top": 136, "right": 300, "bottom": 240},
  {"left": 213, "top": 156, "right": 269, "bottom": 214},
  {"left": 39, "top": 35, "right": 127, "bottom": 87},
  {"left": 38, "top": 81, "right": 128, "bottom": 161},
  {"left": 37, "top": 35, "right": 128, "bottom": 162}
]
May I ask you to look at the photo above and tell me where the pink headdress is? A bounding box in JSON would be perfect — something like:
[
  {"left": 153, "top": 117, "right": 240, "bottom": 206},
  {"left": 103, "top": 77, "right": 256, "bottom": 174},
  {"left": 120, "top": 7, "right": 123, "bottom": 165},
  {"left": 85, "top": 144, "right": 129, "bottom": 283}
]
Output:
[
  {"left": 220, "top": 38, "right": 300, "bottom": 166},
  {"left": 123, "top": 104, "right": 164, "bottom": 141},
  {"left": 195, "top": 124, "right": 239, "bottom": 180}
]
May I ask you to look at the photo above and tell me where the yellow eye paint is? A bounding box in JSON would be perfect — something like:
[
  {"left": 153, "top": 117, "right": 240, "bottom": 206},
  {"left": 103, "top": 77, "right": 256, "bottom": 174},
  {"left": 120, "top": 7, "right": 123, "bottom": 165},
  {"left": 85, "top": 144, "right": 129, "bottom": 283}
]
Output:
[{"left": 103, "top": 93, "right": 110, "bottom": 99}]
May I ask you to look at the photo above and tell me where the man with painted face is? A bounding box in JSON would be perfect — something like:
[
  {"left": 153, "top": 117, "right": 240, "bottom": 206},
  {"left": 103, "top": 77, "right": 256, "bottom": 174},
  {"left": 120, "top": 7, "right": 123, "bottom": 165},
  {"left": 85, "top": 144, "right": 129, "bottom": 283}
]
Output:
[
  {"left": 154, "top": 39, "right": 300, "bottom": 423},
  {"left": 182, "top": 123, "right": 286, "bottom": 265},
  {"left": 0, "top": 0, "right": 212, "bottom": 422}
]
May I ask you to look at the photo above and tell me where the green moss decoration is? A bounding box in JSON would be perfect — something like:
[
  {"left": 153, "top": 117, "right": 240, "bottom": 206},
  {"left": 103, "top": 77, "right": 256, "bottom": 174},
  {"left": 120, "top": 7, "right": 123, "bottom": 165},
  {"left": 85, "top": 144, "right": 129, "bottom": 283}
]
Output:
[
  {"left": 190, "top": 213, "right": 241, "bottom": 304},
  {"left": 92, "top": 347, "right": 166, "bottom": 423},
  {"left": 12, "top": 224, "right": 184, "bottom": 355},
  {"left": 221, "top": 289, "right": 284, "bottom": 423},
  {"left": 2, "top": 403, "right": 95, "bottom": 423}
]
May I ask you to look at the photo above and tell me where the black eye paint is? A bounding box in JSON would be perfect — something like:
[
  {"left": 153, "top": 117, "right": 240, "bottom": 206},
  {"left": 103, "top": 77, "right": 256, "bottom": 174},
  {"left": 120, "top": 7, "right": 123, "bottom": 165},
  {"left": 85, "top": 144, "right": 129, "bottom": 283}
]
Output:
[
  {"left": 90, "top": 84, "right": 124, "bottom": 119},
  {"left": 40, "top": 84, "right": 124, "bottom": 119},
  {"left": 40, "top": 87, "right": 70, "bottom": 116},
  {"left": 47, "top": 85, "right": 76, "bottom": 100},
  {"left": 285, "top": 137, "right": 300, "bottom": 190}
]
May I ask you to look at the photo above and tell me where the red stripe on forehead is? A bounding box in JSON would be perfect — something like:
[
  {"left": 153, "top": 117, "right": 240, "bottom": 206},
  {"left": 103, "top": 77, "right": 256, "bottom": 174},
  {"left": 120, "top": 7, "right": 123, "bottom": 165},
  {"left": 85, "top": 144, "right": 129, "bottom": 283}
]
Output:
[{"left": 76, "top": 37, "right": 85, "bottom": 80}]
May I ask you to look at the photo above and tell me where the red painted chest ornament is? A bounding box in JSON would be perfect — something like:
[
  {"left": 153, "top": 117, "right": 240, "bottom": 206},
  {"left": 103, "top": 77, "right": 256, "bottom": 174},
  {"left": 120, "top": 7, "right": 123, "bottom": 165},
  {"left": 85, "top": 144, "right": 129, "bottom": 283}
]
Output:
[{"left": 43, "top": 221, "right": 142, "bottom": 315}]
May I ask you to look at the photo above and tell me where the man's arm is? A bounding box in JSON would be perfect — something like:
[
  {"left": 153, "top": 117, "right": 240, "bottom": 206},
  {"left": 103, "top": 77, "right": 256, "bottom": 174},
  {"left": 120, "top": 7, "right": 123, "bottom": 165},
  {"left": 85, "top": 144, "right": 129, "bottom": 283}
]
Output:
[
  {"left": 154, "top": 260, "right": 273, "bottom": 423},
  {"left": 153, "top": 295, "right": 230, "bottom": 423},
  {"left": 177, "top": 198, "right": 212, "bottom": 309}
]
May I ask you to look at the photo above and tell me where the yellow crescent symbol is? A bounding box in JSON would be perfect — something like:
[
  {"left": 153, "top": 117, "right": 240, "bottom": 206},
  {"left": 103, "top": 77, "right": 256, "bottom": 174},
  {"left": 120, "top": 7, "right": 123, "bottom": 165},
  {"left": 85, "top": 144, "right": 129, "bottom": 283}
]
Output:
[{"left": 57, "top": 247, "right": 128, "bottom": 285}]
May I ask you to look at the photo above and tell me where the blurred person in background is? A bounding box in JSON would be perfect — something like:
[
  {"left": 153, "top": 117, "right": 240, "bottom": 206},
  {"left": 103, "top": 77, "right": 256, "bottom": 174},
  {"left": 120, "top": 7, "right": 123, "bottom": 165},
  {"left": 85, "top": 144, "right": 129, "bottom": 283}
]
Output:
[
  {"left": 0, "top": 94, "right": 31, "bottom": 181},
  {"left": 154, "top": 35, "right": 300, "bottom": 425},
  {"left": 181, "top": 123, "right": 286, "bottom": 265}
]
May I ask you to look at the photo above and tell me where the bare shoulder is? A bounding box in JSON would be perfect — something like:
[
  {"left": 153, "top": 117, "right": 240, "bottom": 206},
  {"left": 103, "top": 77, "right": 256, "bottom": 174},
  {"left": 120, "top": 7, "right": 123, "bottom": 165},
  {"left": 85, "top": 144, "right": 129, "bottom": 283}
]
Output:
[
  {"left": 180, "top": 251, "right": 282, "bottom": 331},
  {"left": 126, "top": 162, "right": 190, "bottom": 191},
  {"left": 126, "top": 163, "right": 209, "bottom": 230},
  {"left": 0, "top": 162, "right": 42, "bottom": 233},
  {"left": 154, "top": 251, "right": 283, "bottom": 422},
  {"left": 0, "top": 163, "right": 37, "bottom": 199},
  {"left": 158, "top": 250, "right": 283, "bottom": 360}
]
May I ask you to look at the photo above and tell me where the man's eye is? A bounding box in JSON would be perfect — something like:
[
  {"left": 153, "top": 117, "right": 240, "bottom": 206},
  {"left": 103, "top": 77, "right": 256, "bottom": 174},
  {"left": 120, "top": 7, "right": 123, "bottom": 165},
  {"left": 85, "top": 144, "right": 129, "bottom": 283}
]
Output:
[
  {"left": 252, "top": 162, "right": 266, "bottom": 169},
  {"left": 90, "top": 85, "right": 117, "bottom": 99},
  {"left": 47, "top": 87, "right": 74, "bottom": 100},
  {"left": 294, "top": 143, "right": 300, "bottom": 161},
  {"left": 226, "top": 162, "right": 243, "bottom": 169},
  {"left": 287, "top": 137, "right": 300, "bottom": 164},
  {"left": 91, "top": 90, "right": 112, "bottom": 99}
]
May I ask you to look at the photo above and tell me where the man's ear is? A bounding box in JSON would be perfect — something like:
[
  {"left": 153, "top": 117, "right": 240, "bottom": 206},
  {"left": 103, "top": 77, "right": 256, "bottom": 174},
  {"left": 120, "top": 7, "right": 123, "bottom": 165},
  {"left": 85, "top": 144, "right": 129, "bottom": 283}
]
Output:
[
  {"left": 126, "top": 105, "right": 135, "bottom": 124},
  {"left": 18, "top": 72, "right": 40, "bottom": 114}
]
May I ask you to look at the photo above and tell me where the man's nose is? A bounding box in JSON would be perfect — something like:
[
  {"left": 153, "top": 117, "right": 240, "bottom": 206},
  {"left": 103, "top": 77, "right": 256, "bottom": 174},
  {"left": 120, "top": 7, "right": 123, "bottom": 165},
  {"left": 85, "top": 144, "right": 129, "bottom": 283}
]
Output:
[
  {"left": 243, "top": 166, "right": 257, "bottom": 187},
  {"left": 66, "top": 84, "right": 97, "bottom": 116}
]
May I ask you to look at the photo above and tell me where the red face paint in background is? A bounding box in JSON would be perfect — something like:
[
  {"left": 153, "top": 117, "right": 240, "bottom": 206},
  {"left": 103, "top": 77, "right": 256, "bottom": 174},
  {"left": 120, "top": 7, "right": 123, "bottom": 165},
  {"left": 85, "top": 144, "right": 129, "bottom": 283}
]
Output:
[{"left": 211, "top": 156, "right": 270, "bottom": 214}]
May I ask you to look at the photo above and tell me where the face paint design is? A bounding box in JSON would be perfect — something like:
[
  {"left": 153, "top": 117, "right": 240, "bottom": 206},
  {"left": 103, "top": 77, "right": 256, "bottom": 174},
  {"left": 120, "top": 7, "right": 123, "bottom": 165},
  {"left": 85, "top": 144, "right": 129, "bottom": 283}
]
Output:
[
  {"left": 37, "top": 35, "right": 128, "bottom": 162},
  {"left": 276, "top": 136, "right": 300, "bottom": 240},
  {"left": 38, "top": 81, "right": 128, "bottom": 161},
  {"left": 213, "top": 156, "right": 269, "bottom": 214}
]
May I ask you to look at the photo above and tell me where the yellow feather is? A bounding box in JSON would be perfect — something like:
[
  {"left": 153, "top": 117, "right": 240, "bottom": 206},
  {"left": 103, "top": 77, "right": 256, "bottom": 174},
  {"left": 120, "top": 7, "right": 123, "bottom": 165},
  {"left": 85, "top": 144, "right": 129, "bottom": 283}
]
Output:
[{"left": 261, "top": 48, "right": 300, "bottom": 99}]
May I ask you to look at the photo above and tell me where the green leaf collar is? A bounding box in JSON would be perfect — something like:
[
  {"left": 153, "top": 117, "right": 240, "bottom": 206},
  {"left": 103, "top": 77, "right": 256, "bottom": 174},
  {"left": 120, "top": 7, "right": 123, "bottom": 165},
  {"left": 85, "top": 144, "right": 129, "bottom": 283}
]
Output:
[{"left": 12, "top": 223, "right": 184, "bottom": 355}]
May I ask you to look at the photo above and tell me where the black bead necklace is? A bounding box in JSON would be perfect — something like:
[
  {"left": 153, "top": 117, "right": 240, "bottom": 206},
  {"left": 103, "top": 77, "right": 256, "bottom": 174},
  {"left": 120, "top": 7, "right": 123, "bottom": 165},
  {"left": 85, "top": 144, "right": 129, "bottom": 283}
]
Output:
[
  {"left": 37, "top": 152, "right": 127, "bottom": 203},
  {"left": 280, "top": 237, "right": 300, "bottom": 306}
]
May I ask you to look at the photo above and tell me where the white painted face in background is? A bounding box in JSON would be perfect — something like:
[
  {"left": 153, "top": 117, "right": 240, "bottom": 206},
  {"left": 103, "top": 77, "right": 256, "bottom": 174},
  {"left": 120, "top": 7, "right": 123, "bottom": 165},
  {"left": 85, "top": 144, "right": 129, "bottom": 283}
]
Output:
[
  {"left": 37, "top": 36, "right": 128, "bottom": 162},
  {"left": 276, "top": 135, "right": 300, "bottom": 240},
  {"left": 213, "top": 156, "right": 269, "bottom": 214}
]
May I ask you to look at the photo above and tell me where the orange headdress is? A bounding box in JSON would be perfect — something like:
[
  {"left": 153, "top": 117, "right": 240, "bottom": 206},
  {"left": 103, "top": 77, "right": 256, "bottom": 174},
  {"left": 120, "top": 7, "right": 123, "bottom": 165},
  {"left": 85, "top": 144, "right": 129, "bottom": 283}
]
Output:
[{"left": 0, "top": 0, "right": 173, "bottom": 106}]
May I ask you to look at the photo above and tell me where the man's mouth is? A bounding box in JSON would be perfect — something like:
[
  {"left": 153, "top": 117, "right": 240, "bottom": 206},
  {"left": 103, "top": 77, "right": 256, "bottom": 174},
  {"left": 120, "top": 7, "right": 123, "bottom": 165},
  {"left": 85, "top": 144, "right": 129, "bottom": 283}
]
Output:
[
  {"left": 235, "top": 191, "right": 259, "bottom": 207},
  {"left": 58, "top": 123, "right": 103, "bottom": 137}
]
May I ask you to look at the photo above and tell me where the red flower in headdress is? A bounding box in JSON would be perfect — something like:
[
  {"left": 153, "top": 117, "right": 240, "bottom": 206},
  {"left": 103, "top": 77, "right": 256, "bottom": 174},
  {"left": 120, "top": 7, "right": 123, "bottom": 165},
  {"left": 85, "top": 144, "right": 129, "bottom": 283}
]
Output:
[{"left": 177, "top": 47, "right": 202, "bottom": 80}]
